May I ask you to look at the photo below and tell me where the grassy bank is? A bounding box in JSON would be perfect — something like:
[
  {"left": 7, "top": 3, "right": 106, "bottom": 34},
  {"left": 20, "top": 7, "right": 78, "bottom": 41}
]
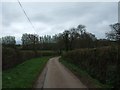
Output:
[
  {"left": 2, "top": 57, "right": 50, "bottom": 88},
  {"left": 60, "top": 58, "right": 112, "bottom": 88}
]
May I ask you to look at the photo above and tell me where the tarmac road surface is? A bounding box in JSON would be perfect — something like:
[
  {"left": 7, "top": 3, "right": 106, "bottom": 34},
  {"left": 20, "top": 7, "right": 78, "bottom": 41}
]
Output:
[{"left": 34, "top": 57, "right": 87, "bottom": 88}]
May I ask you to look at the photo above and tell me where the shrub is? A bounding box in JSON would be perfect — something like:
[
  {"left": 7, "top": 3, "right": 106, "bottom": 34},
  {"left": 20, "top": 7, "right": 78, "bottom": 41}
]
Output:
[
  {"left": 36, "top": 51, "right": 57, "bottom": 57},
  {"left": 2, "top": 48, "right": 58, "bottom": 70},
  {"left": 2, "top": 47, "right": 18, "bottom": 70},
  {"left": 19, "top": 51, "right": 35, "bottom": 61},
  {"left": 62, "top": 46, "right": 120, "bottom": 87}
]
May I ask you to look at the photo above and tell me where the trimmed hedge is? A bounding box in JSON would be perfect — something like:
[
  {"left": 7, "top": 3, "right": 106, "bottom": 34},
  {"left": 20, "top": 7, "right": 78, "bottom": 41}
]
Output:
[
  {"left": 2, "top": 47, "right": 58, "bottom": 70},
  {"left": 36, "top": 51, "right": 58, "bottom": 56},
  {"left": 2, "top": 48, "right": 19, "bottom": 70},
  {"left": 62, "top": 46, "right": 120, "bottom": 87}
]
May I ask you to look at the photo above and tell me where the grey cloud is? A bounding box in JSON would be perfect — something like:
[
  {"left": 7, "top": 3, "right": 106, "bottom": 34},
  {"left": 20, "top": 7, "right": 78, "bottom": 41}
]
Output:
[
  {"left": 118, "top": 1, "right": 120, "bottom": 23},
  {"left": 1, "top": 2, "right": 118, "bottom": 43},
  {"left": 31, "top": 14, "right": 54, "bottom": 23}
]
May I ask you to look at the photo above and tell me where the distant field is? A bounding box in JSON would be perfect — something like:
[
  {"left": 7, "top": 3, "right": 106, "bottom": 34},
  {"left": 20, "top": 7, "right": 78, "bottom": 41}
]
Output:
[{"left": 2, "top": 57, "right": 50, "bottom": 88}]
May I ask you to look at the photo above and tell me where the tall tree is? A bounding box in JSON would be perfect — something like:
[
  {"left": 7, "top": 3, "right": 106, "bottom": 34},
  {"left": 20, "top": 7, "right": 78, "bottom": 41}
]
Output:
[
  {"left": 106, "top": 23, "right": 120, "bottom": 43},
  {"left": 63, "top": 30, "right": 70, "bottom": 51},
  {"left": 2, "top": 36, "right": 16, "bottom": 48},
  {"left": 77, "top": 24, "right": 86, "bottom": 35},
  {"left": 21, "top": 33, "right": 39, "bottom": 50}
]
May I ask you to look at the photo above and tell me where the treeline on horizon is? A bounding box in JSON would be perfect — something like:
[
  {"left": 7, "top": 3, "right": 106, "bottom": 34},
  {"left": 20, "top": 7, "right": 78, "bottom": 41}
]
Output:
[
  {"left": 2, "top": 24, "right": 117, "bottom": 70},
  {"left": 1, "top": 24, "right": 118, "bottom": 51}
]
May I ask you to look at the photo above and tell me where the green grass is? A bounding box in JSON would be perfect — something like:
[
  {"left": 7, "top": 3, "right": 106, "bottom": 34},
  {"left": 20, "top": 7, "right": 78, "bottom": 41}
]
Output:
[
  {"left": 2, "top": 57, "right": 50, "bottom": 88},
  {"left": 60, "top": 58, "right": 112, "bottom": 88}
]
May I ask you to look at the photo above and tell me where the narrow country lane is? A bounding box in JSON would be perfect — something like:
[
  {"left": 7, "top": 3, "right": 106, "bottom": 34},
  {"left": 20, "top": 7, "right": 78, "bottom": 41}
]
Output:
[{"left": 34, "top": 57, "right": 87, "bottom": 88}]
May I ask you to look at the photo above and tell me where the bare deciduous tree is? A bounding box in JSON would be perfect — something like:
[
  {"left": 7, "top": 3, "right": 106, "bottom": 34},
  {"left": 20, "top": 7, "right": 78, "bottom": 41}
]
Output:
[{"left": 106, "top": 23, "right": 120, "bottom": 43}]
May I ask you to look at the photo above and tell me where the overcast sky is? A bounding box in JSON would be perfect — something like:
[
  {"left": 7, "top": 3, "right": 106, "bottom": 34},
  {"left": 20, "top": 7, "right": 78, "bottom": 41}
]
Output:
[{"left": 1, "top": 2, "right": 118, "bottom": 44}]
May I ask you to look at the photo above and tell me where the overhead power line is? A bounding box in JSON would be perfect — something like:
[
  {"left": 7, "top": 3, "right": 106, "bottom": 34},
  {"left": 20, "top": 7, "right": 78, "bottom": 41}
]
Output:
[{"left": 17, "top": 0, "right": 36, "bottom": 31}]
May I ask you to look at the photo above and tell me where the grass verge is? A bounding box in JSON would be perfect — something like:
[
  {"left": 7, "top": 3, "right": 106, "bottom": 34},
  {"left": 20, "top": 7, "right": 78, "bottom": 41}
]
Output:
[
  {"left": 59, "top": 58, "right": 112, "bottom": 88},
  {"left": 2, "top": 57, "right": 50, "bottom": 88}
]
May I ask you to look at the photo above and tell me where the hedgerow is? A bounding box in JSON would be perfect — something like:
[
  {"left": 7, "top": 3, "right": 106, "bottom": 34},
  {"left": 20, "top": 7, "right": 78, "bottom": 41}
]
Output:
[
  {"left": 62, "top": 46, "right": 120, "bottom": 87},
  {"left": 2, "top": 47, "right": 58, "bottom": 70}
]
